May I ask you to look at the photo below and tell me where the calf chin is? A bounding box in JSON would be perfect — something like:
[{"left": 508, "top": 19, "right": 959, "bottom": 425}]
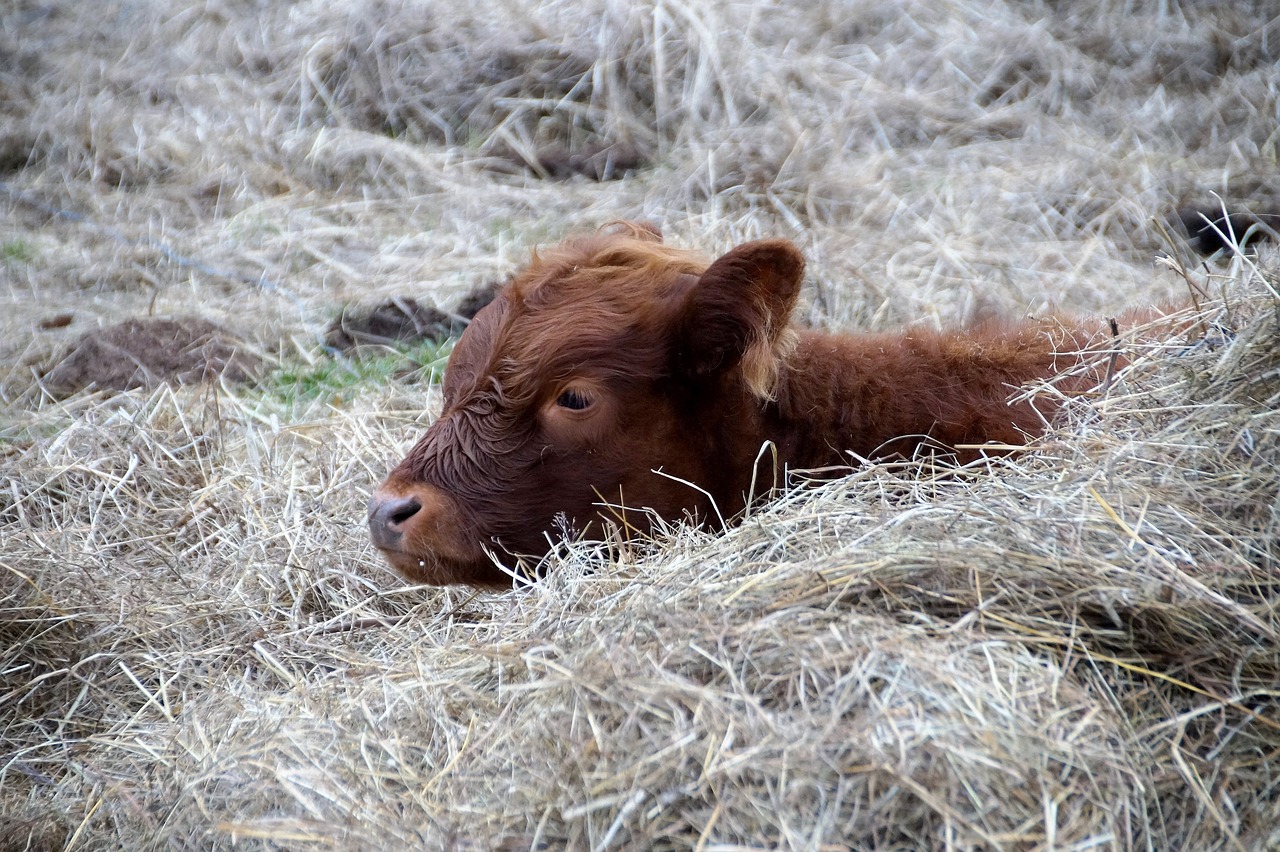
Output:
[{"left": 379, "top": 547, "right": 510, "bottom": 587}]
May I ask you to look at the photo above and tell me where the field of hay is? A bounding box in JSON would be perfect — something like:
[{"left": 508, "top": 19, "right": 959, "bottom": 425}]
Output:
[{"left": 3, "top": 0, "right": 1279, "bottom": 848}]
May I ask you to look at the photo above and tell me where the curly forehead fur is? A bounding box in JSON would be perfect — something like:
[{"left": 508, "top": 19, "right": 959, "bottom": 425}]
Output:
[
  {"left": 482, "top": 227, "right": 710, "bottom": 401},
  {"left": 514, "top": 224, "right": 708, "bottom": 309},
  {"left": 473, "top": 224, "right": 796, "bottom": 403}
]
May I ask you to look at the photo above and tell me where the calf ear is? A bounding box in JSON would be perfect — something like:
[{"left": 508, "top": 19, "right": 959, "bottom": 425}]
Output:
[{"left": 677, "top": 240, "right": 805, "bottom": 398}]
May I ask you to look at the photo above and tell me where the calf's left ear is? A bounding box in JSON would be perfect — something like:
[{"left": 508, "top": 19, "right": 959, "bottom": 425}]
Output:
[{"left": 677, "top": 239, "right": 805, "bottom": 398}]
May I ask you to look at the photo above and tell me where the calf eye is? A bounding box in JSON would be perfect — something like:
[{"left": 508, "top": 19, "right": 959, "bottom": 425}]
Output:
[{"left": 556, "top": 388, "right": 592, "bottom": 410}]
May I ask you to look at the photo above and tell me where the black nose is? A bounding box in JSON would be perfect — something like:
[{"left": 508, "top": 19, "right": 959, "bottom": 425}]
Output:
[{"left": 367, "top": 495, "right": 423, "bottom": 549}]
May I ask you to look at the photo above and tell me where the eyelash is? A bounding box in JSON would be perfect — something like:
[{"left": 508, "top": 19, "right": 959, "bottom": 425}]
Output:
[{"left": 556, "top": 389, "right": 592, "bottom": 410}]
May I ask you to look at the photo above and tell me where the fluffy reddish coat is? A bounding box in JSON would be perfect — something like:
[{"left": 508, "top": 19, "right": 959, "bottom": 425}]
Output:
[{"left": 369, "top": 224, "right": 1127, "bottom": 585}]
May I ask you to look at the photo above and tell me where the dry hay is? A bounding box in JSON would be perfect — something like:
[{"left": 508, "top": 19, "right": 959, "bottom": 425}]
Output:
[
  {"left": 2, "top": 263, "right": 1278, "bottom": 849},
  {"left": 3, "top": 0, "right": 1280, "bottom": 848}
]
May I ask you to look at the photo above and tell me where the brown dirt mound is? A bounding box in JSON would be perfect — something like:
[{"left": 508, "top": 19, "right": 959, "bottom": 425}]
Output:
[{"left": 42, "top": 316, "right": 259, "bottom": 397}]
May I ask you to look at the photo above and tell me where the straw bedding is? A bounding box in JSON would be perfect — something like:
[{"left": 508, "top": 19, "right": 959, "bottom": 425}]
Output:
[{"left": 2, "top": 0, "right": 1278, "bottom": 848}]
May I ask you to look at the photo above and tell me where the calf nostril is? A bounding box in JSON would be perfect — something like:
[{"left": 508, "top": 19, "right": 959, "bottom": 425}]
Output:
[
  {"left": 386, "top": 497, "right": 422, "bottom": 527},
  {"left": 368, "top": 494, "right": 425, "bottom": 551}
]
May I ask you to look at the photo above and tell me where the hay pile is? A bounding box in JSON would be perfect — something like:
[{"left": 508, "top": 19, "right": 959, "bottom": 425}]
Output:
[
  {"left": 3, "top": 266, "right": 1278, "bottom": 849},
  {"left": 3, "top": 0, "right": 1279, "bottom": 848}
]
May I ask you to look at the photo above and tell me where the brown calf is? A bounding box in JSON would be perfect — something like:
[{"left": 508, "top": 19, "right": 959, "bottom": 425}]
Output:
[{"left": 369, "top": 224, "right": 1126, "bottom": 585}]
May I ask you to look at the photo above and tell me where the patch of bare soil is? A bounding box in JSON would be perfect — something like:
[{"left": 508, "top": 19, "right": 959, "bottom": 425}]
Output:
[{"left": 42, "top": 316, "right": 259, "bottom": 397}]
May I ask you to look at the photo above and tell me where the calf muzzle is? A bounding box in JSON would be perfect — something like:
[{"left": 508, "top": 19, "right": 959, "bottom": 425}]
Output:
[{"left": 367, "top": 480, "right": 508, "bottom": 586}]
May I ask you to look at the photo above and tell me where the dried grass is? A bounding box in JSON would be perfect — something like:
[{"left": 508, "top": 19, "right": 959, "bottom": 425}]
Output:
[{"left": 2, "top": 0, "right": 1279, "bottom": 848}]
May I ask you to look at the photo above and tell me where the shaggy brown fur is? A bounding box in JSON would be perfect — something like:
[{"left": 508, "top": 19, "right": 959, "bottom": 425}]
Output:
[{"left": 369, "top": 224, "right": 1132, "bottom": 585}]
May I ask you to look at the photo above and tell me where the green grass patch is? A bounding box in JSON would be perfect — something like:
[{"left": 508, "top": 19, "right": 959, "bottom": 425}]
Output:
[
  {"left": 253, "top": 337, "right": 454, "bottom": 410},
  {"left": 2, "top": 239, "right": 36, "bottom": 265}
]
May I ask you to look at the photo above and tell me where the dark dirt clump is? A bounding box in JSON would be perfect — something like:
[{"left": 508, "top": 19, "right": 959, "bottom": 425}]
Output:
[
  {"left": 326, "top": 283, "right": 502, "bottom": 353},
  {"left": 1176, "top": 204, "right": 1280, "bottom": 254},
  {"left": 499, "top": 142, "right": 648, "bottom": 181},
  {"left": 455, "top": 280, "right": 502, "bottom": 320},
  {"left": 42, "top": 316, "right": 260, "bottom": 397},
  {"left": 325, "top": 298, "right": 456, "bottom": 352}
]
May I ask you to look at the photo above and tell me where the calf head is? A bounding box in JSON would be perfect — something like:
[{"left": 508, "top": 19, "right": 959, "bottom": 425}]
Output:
[{"left": 369, "top": 225, "right": 804, "bottom": 585}]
